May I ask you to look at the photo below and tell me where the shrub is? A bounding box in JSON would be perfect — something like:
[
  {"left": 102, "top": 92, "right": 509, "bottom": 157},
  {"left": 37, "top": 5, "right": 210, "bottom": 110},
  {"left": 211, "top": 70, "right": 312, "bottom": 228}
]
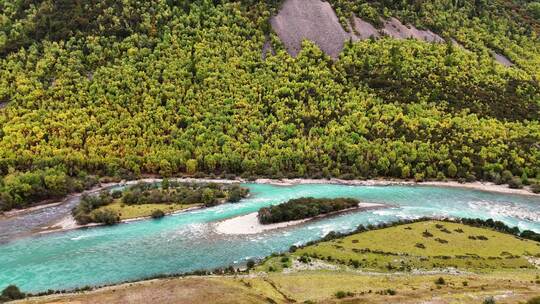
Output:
[
  {"left": 501, "top": 170, "right": 513, "bottom": 183},
  {"left": 527, "top": 296, "right": 540, "bottom": 304},
  {"left": 435, "top": 238, "right": 448, "bottom": 244},
  {"left": 422, "top": 230, "right": 433, "bottom": 237},
  {"left": 436, "top": 172, "right": 446, "bottom": 181},
  {"left": 334, "top": 291, "right": 353, "bottom": 299},
  {"left": 531, "top": 183, "right": 540, "bottom": 194},
  {"left": 111, "top": 190, "right": 123, "bottom": 199},
  {"left": 1, "top": 285, "right": 25, "bottom": 301},
  {"left": 435, "top": 277, "right": 446, "bottom": 285},
  {"left": 508, "top": 177, "right": 523, "bottom": 189},
  {"left": 521, "top": 173, "right": 529, "bottom": 185},
  {"left": 483, "top": 297, "right": 496, "bottom": 304},
  {"left": 92, "top": 209, "right": 119, "bottom": 225},
  {"left": 299, "top": 255, "right": 311, "bottom": 264},
  {"left": 151, "top": 209, "right": 165, "bottom": 219},
  {"left": 227, "top": 185, "right": 247, "bottom": 202},
  {"left": 462, "top": 281, "right": 468, "bottom": 286},
  {"left": 246, "top": 259, "right": 255, "bottom": 269},
  {"left": 415, "top": 243, "right": 426, "bottom": 249}
]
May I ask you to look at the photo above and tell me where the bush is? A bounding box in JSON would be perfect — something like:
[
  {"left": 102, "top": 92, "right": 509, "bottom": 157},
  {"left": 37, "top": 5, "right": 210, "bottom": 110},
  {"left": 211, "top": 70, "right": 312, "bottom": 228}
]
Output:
[
  {"left": 299, "top": 255, "right": 311, "bottom": 264},
  {"left": 92, "top": 209, "right": 119, "bottom": 225},
  {"left": 1, "top": 285, "right": 25, "bottom": 301},
  {"left": 501, "top": 170, "right": 513, "bottom": 183},
  {"left": 531, "top": 183, "right": 540, "bottom": 194},
  {"left": 508, "top": 177, "right": 523, "bottom": 189},
  {"left": 483, "top": 297, "right": 496, "bottom": 304},
  {"left": 151, "top": 209, "right": 165, "bottom": 219},
  {"left": 435, "top": 277, "right": 446, "bottom": 285},
  {"left": 111, "top": 190, "right": 123, "bottom": 199},
  {"left": 246, "top": 259, "right": 255, "bottom": 269},
  {"left": 227, "top": 184, "right": 249, "bottom": 203},
  {"left": 334, "top": 291, "right": 353, "bottom": 299},
  {"left": 422, "top": 230, "right": 433, "bottom": 237},
  {"left": 527, "top": 296, "right": 540, "bottom": 304}
]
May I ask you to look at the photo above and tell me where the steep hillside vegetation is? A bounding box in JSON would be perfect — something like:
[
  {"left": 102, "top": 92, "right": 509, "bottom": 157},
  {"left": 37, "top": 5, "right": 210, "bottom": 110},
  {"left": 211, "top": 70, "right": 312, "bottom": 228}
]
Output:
[{"left": 0, "top": 0, "right": 539, "bottom": 210}]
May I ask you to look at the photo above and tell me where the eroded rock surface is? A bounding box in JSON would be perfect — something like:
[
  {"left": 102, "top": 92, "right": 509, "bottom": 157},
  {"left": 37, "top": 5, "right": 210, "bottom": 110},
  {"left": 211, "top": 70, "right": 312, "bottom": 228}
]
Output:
[
  {"left": 381, "top": 17, "right": 444, "bottom": 43},
  {"left": 270, "top": 0, "right": 512, "bottom": 68},
  {"left": 270, "top": 0, "right": 351, "bottom": 59},
  {"left": 349, "top": 17, "right": 379, "bottom": 40},
  {"left": 493, "top": 52, "right": 514, "bottom": 67}
]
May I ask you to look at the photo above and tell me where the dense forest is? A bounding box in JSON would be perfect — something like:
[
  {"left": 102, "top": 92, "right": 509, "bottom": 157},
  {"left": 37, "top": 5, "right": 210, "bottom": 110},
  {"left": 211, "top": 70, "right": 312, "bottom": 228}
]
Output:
[{"left": 0, "top": 0, "right": 539, "bottom": 211}]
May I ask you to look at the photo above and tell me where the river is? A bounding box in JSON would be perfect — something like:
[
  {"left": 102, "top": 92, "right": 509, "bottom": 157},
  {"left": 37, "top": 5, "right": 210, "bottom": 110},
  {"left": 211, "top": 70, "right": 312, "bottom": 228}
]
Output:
[{"left": 0, "top": 183, "right": 539, "bottom": 292}]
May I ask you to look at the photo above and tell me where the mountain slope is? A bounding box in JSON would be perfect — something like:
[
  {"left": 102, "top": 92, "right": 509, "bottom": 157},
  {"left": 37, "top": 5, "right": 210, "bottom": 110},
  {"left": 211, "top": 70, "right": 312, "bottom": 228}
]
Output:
[{"left": 0, "top": 0, "right": 539, "bottom": 210}]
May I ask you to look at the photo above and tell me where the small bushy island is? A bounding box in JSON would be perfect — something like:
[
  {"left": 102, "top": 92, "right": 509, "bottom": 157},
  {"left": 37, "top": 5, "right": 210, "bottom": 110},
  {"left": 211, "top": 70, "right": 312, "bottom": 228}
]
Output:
[
  {"left": 258, "top": 197, "right": 360, "bottom": 224},
  {"left": 72, "top": 181, "right": 248, "bottom": 225}
]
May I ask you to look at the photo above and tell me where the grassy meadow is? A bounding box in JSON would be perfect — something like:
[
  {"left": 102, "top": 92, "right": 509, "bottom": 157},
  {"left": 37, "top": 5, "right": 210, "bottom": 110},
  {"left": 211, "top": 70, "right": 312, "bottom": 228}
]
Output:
[{"left": 94, "top": 201, "right": 200, "bottom": 220}]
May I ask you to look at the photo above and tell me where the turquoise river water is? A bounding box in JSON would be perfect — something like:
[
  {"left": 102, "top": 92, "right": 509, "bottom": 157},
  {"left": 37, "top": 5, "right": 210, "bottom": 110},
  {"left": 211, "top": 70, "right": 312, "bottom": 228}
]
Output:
[{"left": 0, "top": 183, "right": 539, "bottom": 292}]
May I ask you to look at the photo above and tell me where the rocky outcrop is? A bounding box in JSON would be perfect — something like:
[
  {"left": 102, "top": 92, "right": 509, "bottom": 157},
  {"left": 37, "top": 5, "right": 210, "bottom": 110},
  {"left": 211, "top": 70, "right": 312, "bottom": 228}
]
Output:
[
  {"left": 349, "top": 17, "right": 379, "bottom": 40},
  {"left": 492, "top": 52, "right": 514, "bottom": 67},
  {"left": 270, "top": 0, "right": 445, "bottom": 59},
  {"left": 270, "top": 0, "right": 351, "bottom": 59},
  {"left": 270, "top": 0, "right": 513, "bottom": 68},
  {"left": 381, "top": 17, "right": 444, "bottom": 43}
]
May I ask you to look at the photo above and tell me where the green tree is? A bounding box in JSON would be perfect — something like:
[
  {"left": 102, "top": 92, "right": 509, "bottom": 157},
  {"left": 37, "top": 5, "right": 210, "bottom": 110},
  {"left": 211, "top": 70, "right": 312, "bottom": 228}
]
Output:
[
  {"left": 186, "top": 159, "right": 198, "bottom": 175},
  {"left": 447, "top": 163, "right": 458, "bottom": 178}
]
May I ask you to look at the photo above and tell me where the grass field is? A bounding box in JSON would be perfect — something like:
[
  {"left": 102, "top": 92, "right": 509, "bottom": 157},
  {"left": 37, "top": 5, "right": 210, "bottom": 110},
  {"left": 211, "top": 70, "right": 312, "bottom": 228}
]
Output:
[
  {"left": 17, "top": 220, "right": 540, "bottom": 304},
  {"left": 19, "top": 271, "right": 540, "bottom": 304},
  {"left": 257, "top": 220, "right": 540, "bottom": 273},
  {"left": 94, "top": 202, "right": 200, "bottom": 220}
]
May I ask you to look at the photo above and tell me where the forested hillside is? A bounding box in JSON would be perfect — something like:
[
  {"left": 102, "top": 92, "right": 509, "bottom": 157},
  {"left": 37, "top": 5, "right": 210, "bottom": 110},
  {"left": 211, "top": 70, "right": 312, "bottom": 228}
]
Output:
[{"left": 0, "top": 0, "right": 539, "bottom": 210}]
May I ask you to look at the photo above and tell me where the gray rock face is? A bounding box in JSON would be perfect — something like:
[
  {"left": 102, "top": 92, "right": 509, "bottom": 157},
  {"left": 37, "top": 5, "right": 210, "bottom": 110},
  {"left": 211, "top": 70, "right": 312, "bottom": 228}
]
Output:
[
  {"left": 270, "top": 0, "right": 351, "bottom": 59},
  {"left": 270, "top": 0, "right": 447, "bottom": 59},
  {"left": 381, "top": 17, "right": 444, "bottom": 43},
  {"left": 271, "top": 0, "right": 515, "bottom": 68},
  {"left": 349, "top": 17, "right": 379, "bottom": 40},
  {"left": 493, "top": 52, "right": 514, "bottom": 67}
]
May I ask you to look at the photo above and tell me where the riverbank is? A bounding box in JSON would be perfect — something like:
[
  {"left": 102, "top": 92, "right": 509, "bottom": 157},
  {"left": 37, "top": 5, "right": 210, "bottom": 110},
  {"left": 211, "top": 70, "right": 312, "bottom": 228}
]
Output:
[
  {"left": 3, "top": 177, "right": 537, "bottom": 218},
  {"left": 40, "top": 204, "right": 205, "bottom": 234},
  {"left": 253, "top": 178, "right": 539, "bottom": 196},
  {"left": 214, "top": 202, "right": 387, "bottom": 235},
  {"left": 3, "top": 177, "right": 538, "bottom": 237}
]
